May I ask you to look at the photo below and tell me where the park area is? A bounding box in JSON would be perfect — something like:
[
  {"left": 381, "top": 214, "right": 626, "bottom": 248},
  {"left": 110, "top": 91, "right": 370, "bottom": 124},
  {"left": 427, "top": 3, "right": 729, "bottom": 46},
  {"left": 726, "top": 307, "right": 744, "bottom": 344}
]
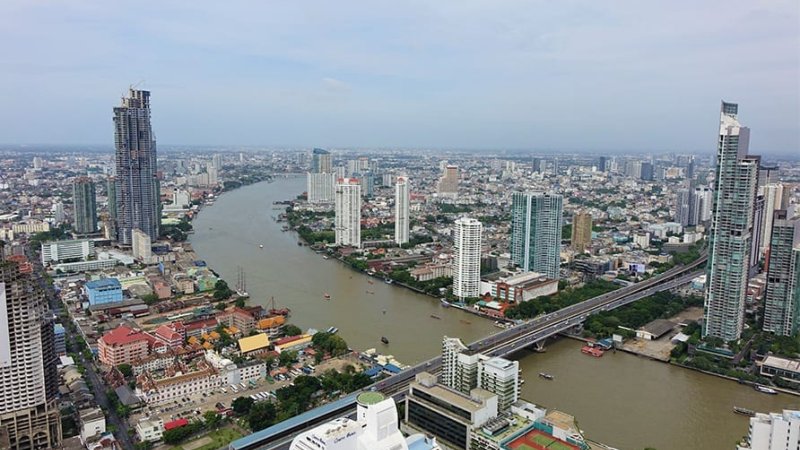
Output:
[
  {"left": 169, "top": 427, "right": 243, "bottom": 450},
  {"left": 507, "top": 429, "right": 579, "bottom": 450}
]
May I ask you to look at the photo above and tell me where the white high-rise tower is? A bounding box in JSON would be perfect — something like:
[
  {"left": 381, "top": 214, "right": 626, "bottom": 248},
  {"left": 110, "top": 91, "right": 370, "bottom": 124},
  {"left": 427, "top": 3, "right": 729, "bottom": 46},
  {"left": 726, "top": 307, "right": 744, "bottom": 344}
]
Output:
[
  {"left": 395, "top": 177, "right": 410, "bottom": 245},
  {"left": 453, "top": 217, "right": 482, "bottom": 299},
  {"left": 335, "top": 178, "right": 361, "bottom": 248}
]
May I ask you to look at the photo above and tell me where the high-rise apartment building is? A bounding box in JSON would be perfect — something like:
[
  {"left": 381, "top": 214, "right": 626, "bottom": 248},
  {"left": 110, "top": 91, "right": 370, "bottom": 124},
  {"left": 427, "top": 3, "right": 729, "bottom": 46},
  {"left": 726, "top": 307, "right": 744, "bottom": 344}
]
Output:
[
  {"left": 0, "top": 253, "right": 61, "bottom": 449},
  {"left": 478, "top": 357, "right": 520, "bottom": 412},
  {"left": 441, "top": 336, "right": 468, "bottom": 389},
  {"left": 762, "top": 211, "right": 800, "bottom": 336},
  {"left": 761, "top": 183, "right": 785, "bottom": 256},
  {"left": 703, "top": 101, "right": 760, "bottom": 342},
  {"left": 106, "top": 176, "right": 117, "bottom": 220},
  {"left": 570, "top": 211, "right": 592, "bottom": 253},
  {"left": 640, "top": 162, "right": 654, "bottom": 181},
  {"left": 395, "top": 177, "right": 410, "bottom": 245},
  {"left": 453, "top": 218, "right": 482, "bottom": 299},
  {"left": 212, "top": 154, "right": 222, "bottom": 171},
  {"left": 311, "top": 148, "right": 332, "bottom": 174},
  {"left": 676, "top": 189, "right": 691, "bottom": 227},
  {"left": 50, "top": 202, "right": 65, "bottom": 224},
  {"left": 113, "top": 89, "right": 160, "bottom": 246},
  {"left": 437, "top": 165, "right": 459, "bottom": 198},
  {"left": 510, "top": 192, "right": 563, "bottom": 279},
  {"left": 689, "top": 186, "right": 713, "bottom": 226},
  {"left": 597, "top": 156, "right": 609, "bottom": 172},
  {"left": 335, "top": 178, "right": 361, "bottom": 248},
  {"left": 72, "top": 177, "right": 97, "bottom": 234},
  {"left": 306, "top": 173, "right": 336, "bottom": 203}
]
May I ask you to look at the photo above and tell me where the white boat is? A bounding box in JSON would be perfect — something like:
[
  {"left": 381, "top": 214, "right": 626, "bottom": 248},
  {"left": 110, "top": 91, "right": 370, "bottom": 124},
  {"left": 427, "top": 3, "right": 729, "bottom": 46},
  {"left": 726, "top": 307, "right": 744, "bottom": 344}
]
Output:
[
  {"left": 259, "top": 244, "right": 264, "bottom": 249},
  {"left": 754, "top": 385, "right": 778, "bottom": 395}
]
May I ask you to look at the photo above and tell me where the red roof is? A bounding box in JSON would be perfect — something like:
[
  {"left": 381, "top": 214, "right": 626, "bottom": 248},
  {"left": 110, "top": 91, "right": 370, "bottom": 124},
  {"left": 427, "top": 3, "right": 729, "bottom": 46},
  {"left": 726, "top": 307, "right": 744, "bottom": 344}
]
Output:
[
  {"left": 100, "top": 326, "right": 151, "bottom": 347},
  {"left": 273, "top": 335, "right": 305, "bottom": 346},
  {"left": 163, "top": 418, "right": 188, "bottom": 430},
  {"left": 184, "top": 318, "right": 219, "bottom": 331},
  {"left": 154, "top": 324, "right": 182, "bottom": 341}
]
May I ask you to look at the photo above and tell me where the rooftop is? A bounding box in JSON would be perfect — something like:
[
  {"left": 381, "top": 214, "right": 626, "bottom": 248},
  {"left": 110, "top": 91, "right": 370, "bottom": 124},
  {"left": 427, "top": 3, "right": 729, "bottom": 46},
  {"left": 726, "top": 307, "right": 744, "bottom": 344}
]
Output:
[
  {"left": 356, "top": 391, "right": 386, "bottom": 406},
  {"left": 238, "top": 333, "right": 270, "bottom": 353},
  {"left": 762, "top": 355, "right": 800, "bottom": 374},
  {"left": 86, "top": 278, "right": 121, "bottom": 290}
]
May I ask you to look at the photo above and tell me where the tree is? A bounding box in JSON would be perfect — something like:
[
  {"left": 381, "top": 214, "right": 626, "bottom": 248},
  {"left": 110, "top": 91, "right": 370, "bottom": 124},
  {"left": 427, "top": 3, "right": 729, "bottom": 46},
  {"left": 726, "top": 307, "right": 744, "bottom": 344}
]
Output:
[
  {"left": 203, "top": 411, "right": 223, "bottom": 428},
  {"left": 141, "top": 293, "right": 159, "bottom": 305},
  {"left": 232, "top": 396, "right": 255, "bottom": 415},
  {"left": 279, "top": 350, "right": 298, "bottom": 368},
  {"left": 235, "top": 298, "right": 246, "bottom": 308},
  {"left": 116, "top": 363, "right": 133, "bottom": 378},
  {"left": 215, "top": 302, "right": 227, "bottom": 311},
  {"left": 283, "top": 324, "right": 302, "bottom": 337},
  {"left": 247, "top": 401, "right": 277, "bottom": 431}
]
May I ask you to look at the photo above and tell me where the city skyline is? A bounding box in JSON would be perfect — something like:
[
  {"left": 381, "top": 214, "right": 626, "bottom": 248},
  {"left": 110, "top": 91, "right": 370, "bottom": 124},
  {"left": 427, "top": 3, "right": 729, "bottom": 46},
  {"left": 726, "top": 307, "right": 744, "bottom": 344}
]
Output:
[{"left": 0, "top": 2, "right": 797, "bottom": 154}]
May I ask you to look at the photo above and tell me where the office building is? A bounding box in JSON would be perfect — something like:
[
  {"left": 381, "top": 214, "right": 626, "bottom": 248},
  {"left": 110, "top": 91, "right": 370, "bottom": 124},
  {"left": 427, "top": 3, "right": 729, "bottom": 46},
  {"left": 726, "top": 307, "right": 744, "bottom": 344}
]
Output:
[
  {"left": 40, "top": 239, "right": 95, "bottom": 264},
  {"left": 763, "top": 211, "right": 800, "bottom": 336},
  {"left": 690, "top": 186, "right": 713, "bottom": 226},
  {"left": 510, "top": 192, "right": 563, "bottom": 279},
  {"left": 395, "top": 177, "right": 410, "bottom": 245},
  {"left": 311, "top": 148, "right": 332, "bottom": 174},
  {"left": 84, "top": 278, "right": 124, "bottom": 307},
  {"left": 532, "top": 158, "right": 544, "bottom": 174},
  {"left": 307, "top": 173, "right": 336, "bottom": 203},
  {"left": 0, "top": 253, "right": 61, "bottom": 449},
  {"left": 676, "top": 189, "right": 691, "bottom": 227},
  {"left": 72, "top": 177, "right": 97, "bottom": 234},
  {"left": 453, "top": 218, "right": 483, "bottom": 299},
  {"left": 703, "top": 102, "right": 761, "bottom": 342},
  {"left": 113, "top": 89, "right": 160, "bottom": 245},
  {"left": 640, "top": 162, "right": 654, "bottom": 181},
  {"left": 737, "top": 410, "right": 800, "bottom": 450},
  {"left": 751, "top": 195, "right": 766, "bottom": 276},
  {"left": 335, "top": 178, "right": 361, "bottom": 248},
  {"left": 597, "top": 156, "right": 608, "bottom": 172},
  {"left": 437, "top": 165, "right": 459, "bottom": 198},
  {"left": 761, "top": 184, "right": 785, "bottom": 256},
  {"left": 571, "top": 211, "right": 592, "bottom": 252}
]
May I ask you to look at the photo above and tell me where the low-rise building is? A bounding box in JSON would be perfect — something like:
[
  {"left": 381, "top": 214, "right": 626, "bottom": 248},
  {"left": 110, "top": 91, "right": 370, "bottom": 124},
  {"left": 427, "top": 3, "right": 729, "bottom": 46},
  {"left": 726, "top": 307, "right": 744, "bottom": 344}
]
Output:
[
  {"left": 218, "top": 307, "right": 257, "bottom": 334},
  {"left": 238, "top": 333, "right": 271, "bottom": 356},
  {"left": 78, "top": 407, "right": 107, "bottom": 445},
  {"left": 136, "top": 368, "right": 222, "bottom": 405},
  {"left": 273, "top": 334, "right": 312, "bottom": 354},
  {"left": 135, "top": 418, "right": 164, "bottom": 443},
  {"left": 737, "top": 410, "right": 800, "bottom": 450},
  {"left": 85, "top": 278, "right": 123, "bottom": 307},
  {"left": 411, "top": 263, "right": 453, "bottom": 282},
  {"left": 759, "top": 356, "right": 800, "bottom": 386},
  {"left": 480, "top": 272, "right": 558, "bottom": 304},
  {"left": 98, "top": 325, "right": 153, "bottom": 366},
  {"left": 41, "top": 239, "right": 95, "bottom": 264}
]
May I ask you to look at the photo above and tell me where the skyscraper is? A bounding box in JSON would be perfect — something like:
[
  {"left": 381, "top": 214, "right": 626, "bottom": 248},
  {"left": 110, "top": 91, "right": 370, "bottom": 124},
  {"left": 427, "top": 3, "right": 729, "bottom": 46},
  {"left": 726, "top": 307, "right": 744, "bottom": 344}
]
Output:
[
  {"left": 335, "top": 178, "right": 361, "bottom": 247},
  {"left": 676, "top": 189, "right": 691, "bottom": 227},
  {"left": 106, "top": 176, "right": 117, "bottom": 220},
  {"left": 640, "top": 162, "right": 654, "bottom": 181},
  {"left": 689, "top": 186, "right": 713, "bottom": 226},
  {"left": 510, "top": 192, "right": 563, "bottom": 279},
  {"left": 212, "top": 154, "right": 223, "bottom": 171},
  {"left": 395, "top": 177, "right": 410, "bottom": 245},
  {"left": 311, "top": 148, "right": 332, "bottom": 174},
  {"left": 72, "top": 177, "right": 97, "bottom": 235},
  {"left": 597, "top": 156, "right": 608, "bottom": 172},
  {"left": 762, "top": 211, "right": 800, "bottom": 336},
  {"left": 761, "top": 183, "right": 785, "bottom": 256},
  {"left": 703, "top": 101, "right": 760, "bottom": 342},
  {"left": 0, "top": 252, "right": 61, "bottom": 449},
  {"left": 306, "top": 173, "right": 336, "bottom": 203},
  {"left": 113, "top": 89, "right": 160, "bottom": 246},
  {"left": 437, "top": 165, "right": 459, "bottom": 198},
  {"left": 453, "top": 217, "right": 482, "bottom": 299},
  {"left": 571, "top": 211, "right": 592, "bottom": 253}
]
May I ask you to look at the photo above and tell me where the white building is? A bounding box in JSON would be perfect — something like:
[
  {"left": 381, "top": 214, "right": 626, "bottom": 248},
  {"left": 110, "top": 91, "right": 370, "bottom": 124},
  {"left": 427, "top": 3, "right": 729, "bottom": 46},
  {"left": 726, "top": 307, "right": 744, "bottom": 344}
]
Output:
[
  {"left": 335, "top": 178, "right": 361, "bottom": 247},
  {"left": 453, "top": 217, "right": 482, "bottom": 299},
  {"left": 395, "top": 177, "right": 410, "bottom": 245},
  {"left": 40, "top": 239, "right": 95, "bottom": 264},
  {"left": 738, "top": 410, "right": 800, "bottom": 450},
  {"left": 51, "top": 201, "right": 65, "bottom": 223},
  {"left": 633, "top": 232, "right": 651, "bottom": 249},
  {"left": 136, "top": 369, "right": 222, "bottom": 405},
  {"left": 132, "top": 228, "right": 152, "bottom": 261},
  {"left": 479, "top": 358, "right": 520, "bottom": 412},
  {"left": 135, "top": 418, "right": 164, "bottom": 442},
  {"left": 79, "top": 407, "right": 107, "bottom": 444},
  {"left": 290, "top": 392, "right": 440, "bottom": 450},
  {"left": 307, "top": 172, "right": 336, "bottom": 203},
  {"left": 761, "top": 183, "right": 785, "bottom": 255}
]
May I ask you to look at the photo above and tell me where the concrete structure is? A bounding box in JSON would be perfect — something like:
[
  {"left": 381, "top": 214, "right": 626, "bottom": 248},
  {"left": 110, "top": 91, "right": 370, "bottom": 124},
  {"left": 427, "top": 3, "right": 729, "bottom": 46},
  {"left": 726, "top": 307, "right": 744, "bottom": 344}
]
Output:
[
  {"left": 53, "top": 324, "right": 66, "bottom": 356},
  {"left": 437, "top": 165, "right": 459, "bottom": 198},
  {"left": 763, "top": 211, "right": 800, "bottom": 336},
  {"left": 761, "top": 184, "right": 785, "bottom": 256},
  {"left": 132, "top": 228, "right": 152, "bottom": 262},
  {"left": 72, "top": 177, "right": 97, "bottom": 234},
  {"left": 40, "top": 239, "right": 95, "bottom": 264},
  {"left": 84, "top": 278, "right": 123, "bottom": 307},
  {"left": 410, "top": 263, "right": 452, "bottom": 282},
  {"left": 704, "top": 101, "right": 761, "bottom": 342},
  {"left": 690, "top": 186, "right": 714, "bottom": 226},
  {"left": 0, "top": 254, "right": 61, "bottom": 450},
  {"left": 676, "top": 189, "right": 691, "bottom": 227},
  {"left": 510, "top": 192, "right": 563, "bottom": 279},
  {"left": 136, "top": 369, "right": 222, "bottom": 405},
  {"left": 307, "top": 173, "right": 336, "bottom": 204},
  {"left": 478, "top": 357, "right": 519, "bottom": 412},
  {"left": 78, "top": 407, "right": 106, "bottom": 445},
  {"left": 135, "top": 418, "right": 163, "bottom": 443},
  {"left": 737, "top": 410, "right": 800, "bottom": 450},
  {"left": 97, "top": 325, "right": 152, "bottom": 366},
  {"left": 395, "top": 177, "right": 410, "bottom": 245},
  {"left": 335, "top": 178, "right": 361, "bottom": 248},
  {"left": 51, "top": 202, "right": 65, "bottom": 224},
  {"left": 570, "top": 211, "right": 592, "bottom": 253},
  {"left": 441, "top": 337, "right": 469, "bottom": 390},
  {"left": 113, "top": 89, "right": 160, "bottom": 245},
  {"left": 480, "top": 272, "right": 558, "bottom": 304},
  {"left": 759, "top": 356, "right": 800, "bottom": 386},
  {"left": 453, "top": 218, "right": 483, "bottom": 299},
  {"left": 311, "top": 148, "right": 332, "bottom": 174}
]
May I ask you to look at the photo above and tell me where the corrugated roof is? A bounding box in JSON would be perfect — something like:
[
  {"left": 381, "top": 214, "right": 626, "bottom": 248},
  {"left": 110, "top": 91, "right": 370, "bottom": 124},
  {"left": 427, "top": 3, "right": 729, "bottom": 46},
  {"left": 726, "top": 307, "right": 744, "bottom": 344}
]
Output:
[{"left": 238, "top": 333, "right": 270, "bottom": 353}]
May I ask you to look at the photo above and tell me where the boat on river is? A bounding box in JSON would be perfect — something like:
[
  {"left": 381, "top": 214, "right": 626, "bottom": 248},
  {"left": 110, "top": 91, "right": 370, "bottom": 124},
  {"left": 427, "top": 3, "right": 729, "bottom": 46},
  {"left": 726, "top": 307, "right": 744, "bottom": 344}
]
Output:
[
  {"left": 539, "top": 372, "right": 554, "bottom": 380},
  {"left": 323, "top": 293, "right": 331, "bottom": 300},
  {"left": 733, "top": 406, "right": 755, "bottom": 416},
  {"left": 581, "top": 345, "right": 604, "bottom": 357},
  {"left": 754, "top": 385, "right": 778, "bottom": 395},
  {"left": 441, "top": 299, "right": 450, "bottom": 307},
  {"left": 267, "top": 297, "right": 290, "bottom": 317},
  {"left": 381, "top": 336, "right": 389, "bottom": 345},
  {"left": 430, "top": 314, "right": 441, "bottom": 320},
  {"left": 259, "top": 244, "right": 264, "bottom": 249}
]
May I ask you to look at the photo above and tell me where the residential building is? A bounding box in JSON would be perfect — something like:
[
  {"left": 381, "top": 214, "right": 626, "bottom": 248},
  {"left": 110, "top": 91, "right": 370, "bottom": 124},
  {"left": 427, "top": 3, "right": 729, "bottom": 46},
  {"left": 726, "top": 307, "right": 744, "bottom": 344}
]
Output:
[
  {"left": 84, "top": 278, "right": 123, "bottom": 306},
  {"left": 135, "top": 418, "right": 164, "bottom": 443},
  {"left": 51, "top": 201, "right": 65, "bottom": 224},
  {"left": 78, "top": 407, "right": 106, "bottom": 445},
  {"left": 690, "top": 186, "right": 714, "bottom": 226},
  {"left": 453, "top": 217, "right": 483, "bottom": 299},
  {"left": 97, "top": 325, "right": 152, "bottom": 366},
  {"left": 676, "top": 189, "right": 691, "bottom": 227},
  {"left": 40, "top": 239, "right": 95, "bottom": 264},
  {"left": 640, "top": 162, "right": 654, "bottom": 181},
  {"left": 72, "top": 177, "right": 97, "bottom": 234},
  {"left": 335, "top": 178, "right": 361, "bottom": 247},
  {"left": 737, "top": 410, "right": 800, "bottom": 450},
  {"left": 441, "top": 336, "right": 469, "bottom": 389},
  {"left": 763, "top": 211, "right": 800, "bottom": 336},
  {"left": 704, "top": 101, "right": 761, "bottom": 342},
  {"left": 571, "top": 211, "right": 592, "bottom": 253},
  {"left": 0, "top": 254, "right": 62, "bottom": 450},
  {"left": 510, "top": 192, "right": 563, "bottom": 279},
  {"left": 306, "top": 173, "right": 336, "bottom": 203},
  {"left": 437, "top": 165, "right": 459, "bottom": 198},
  {"left": 113, "top": 89, "right": 160, "bottom": 245},
  {"left": 761, "top": 184, "right": 785, "bottom": 255},
  {"left": 54, "top": 324, "right": 66, "bottom": 356},
  {"left": 217, "top": 307, "right": 257, "bottom": 333},
  {"left": 132, "top": 228, "right": 152, "bottom": 262},
  {"left": 478, "top": 357, "right": 519, "bottom": 412},
  {"left": 311, "top": 148, "right": 332, "bottom": 174},
  {"left": 395, "top": 177, "right": 410, "bottom": 245}
]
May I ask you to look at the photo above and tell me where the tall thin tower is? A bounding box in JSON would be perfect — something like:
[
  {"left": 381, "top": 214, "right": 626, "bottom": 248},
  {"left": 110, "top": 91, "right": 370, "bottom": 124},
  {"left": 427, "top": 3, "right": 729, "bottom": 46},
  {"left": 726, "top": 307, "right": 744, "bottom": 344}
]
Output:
[
  {"left": 453, "top": 217, "right": 482, "bottom": 299},
  {"left": 762, "top": 211, "right": 800, "bottom": 336},
  {"left": 703, "top": 101, "right": 760, "bottom": 342},
  {"left": 113, "top": 88, "right": 160, "bottom": 246},
  {"left": 335, "top": 178, "right": 362, "bottom": 248},
  {"left": 72, "top": 177, "right": 97, "bottom": 235},
  {"left": 394, "top": 177, "right": 410, "bottom": 245},
  {"left": 510, "top": 192, "right": 563, "bottom": 279}
]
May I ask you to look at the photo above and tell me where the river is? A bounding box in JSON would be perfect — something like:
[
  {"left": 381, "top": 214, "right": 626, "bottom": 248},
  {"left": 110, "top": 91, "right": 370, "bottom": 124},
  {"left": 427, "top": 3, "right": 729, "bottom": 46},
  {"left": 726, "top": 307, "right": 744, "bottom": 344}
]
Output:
[{"left": 191, "top": 178, "right": 799, "bottom": 450}]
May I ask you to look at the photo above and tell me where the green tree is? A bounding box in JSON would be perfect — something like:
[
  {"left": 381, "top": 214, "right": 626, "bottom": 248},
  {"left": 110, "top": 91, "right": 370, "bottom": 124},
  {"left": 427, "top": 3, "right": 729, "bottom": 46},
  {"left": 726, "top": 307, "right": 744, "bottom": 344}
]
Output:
[
  {"left": 283, "top": 324, "right": 302, "bottom": 336},
  {"left": 116, "top": 363, "right": 133, "bottom": 378},
  {"left": 232, "top": 396, "right": 255, "bottom": 415},
  {"left": 279, "top": 350, "right": 298, "bottom": 368},
  {"left": 203, "top": 410, "right": 223, "bottom": 428},
  {"left": 141, "top": 293, "right": 159, "bottom": 305},
  {"left": 247, "top": 401, "right": 277, "bottom": 431}
]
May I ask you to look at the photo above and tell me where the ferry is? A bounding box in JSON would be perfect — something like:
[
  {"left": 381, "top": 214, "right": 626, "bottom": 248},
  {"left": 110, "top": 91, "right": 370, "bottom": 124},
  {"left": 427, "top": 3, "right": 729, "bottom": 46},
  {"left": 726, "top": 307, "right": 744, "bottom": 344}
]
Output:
[
  {"left": 440, "top": 298, "right": 450, "bottom": 307},
  {"left": 754, "top": 385, "right": 778, "bottom": 395},
  {"left": 581, "top": 345, "right": 604, "bottom": 357},
  {"left": 538, "top": 372, "right": 554, "bottom": 380},
  {"left": 430, "top": 314, "right": 442, "bottom": 320},
  {"left": 381, "top": 336, "right": 389, "bottom": 345},
  {"left": 733, "top": 406, "right": 756, "bottom": 416}
]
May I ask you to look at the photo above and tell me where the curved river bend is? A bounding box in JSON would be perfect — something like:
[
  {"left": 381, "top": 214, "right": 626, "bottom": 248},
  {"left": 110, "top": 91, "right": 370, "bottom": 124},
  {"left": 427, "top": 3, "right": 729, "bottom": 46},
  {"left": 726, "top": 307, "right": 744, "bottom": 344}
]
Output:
[{"left": 191, "top": 178, "right": 798, "bottom": 450}]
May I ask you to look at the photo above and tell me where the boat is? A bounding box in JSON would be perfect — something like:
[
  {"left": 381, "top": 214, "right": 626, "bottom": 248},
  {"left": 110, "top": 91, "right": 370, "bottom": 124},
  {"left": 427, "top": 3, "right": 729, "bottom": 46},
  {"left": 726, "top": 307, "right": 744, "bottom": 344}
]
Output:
[
  {"left": 322, "top": 255, "right": 329, "bottom": 260},
  {"left": 581, "top": 345, "right": 604, "bottom": 357},
  {"left": 326, "top": 327, "right": 338, "bottom": 334},
  {"left": 267, "top": 297, "right": 291, "bottom": 317},
  {"left": 385, "top": 279, "right": 393, "bottom": 284},
  {"left": 430, "top": 314, "right": 441, "bottom": 320},
  {"left": 323, "top": 293, "right": 331, "bottom": 300},
  {"left": 538, "top": 372, "right": 554, "bottom": 380},
  {"left": 754, "top": 385, "right": 778, "bottom": 395},
  {"left": 297, "top": 241, "right": 303, "bottom": 246},
  {"left": 367, "top": 280, "right": 374, "bottom": 285},
  {"left": 460, "top": 319, "right": 472, "bottom": 325},
  {"left": 381, "top": 336, "right": 389, "bottom": 345},
  {"left": 733, "top": 406, "right": 756, "bottom": 416},
  {"left": 259, "top": 244, "right": 264, "bottom": 249},
  {"left": 440, "top": 299, "right": 450, "bottom": 307}
]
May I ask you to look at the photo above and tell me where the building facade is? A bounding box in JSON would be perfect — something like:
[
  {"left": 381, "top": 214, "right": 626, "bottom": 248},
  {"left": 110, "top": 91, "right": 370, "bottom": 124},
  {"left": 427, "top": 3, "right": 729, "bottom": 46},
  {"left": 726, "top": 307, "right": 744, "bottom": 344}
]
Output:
[
  {"left": 334, "top": 178, "right": 361, "bottom": 247},
  {"left": 311, "top": 148, "right": 332, "bottom": 174},
  {"left": 113, "top": 89, "right": 160, "bottom": 246},
  {"left": 97, "top": 326, "right": 152, "bottom": 366},
  {"left": 453, "top": 218, "right": 482, "bottom": 299},
  {"left": 306, "top": 173, "right": 336, "bottom": 203},
  {"left": 395, "top": 177, "right": 410, "bottom": 245},
  {"left": 570, "top": 211, "right": 592, "bottom": 253},
  {"left": 690, "top": 186, "right": 714, "bottom": 226},
  {"left": 510, "top": 192, "right": 563, "bottom": 279},
  {"left": 85, "top": 278, "right": 123, "bottom": 307},
  {"left": 40, "top": 239, "right": 95, "bottom": 264},
  {"left": 761, "top": 184, "right": 785, "bottom": 256},
  {"left": 72, "top": 177, "right": 97, "bottom": 234},
  {"left": 763, "top": 211, "right": 800, "bottom": 336},
  {"left": 703, "top": 101, "right": 760, "bottom": 342},
  {"left": 737, "top": 410, "right": 800, "bottom": 450},
  {"left": 437, "top": 165, "right": 459, "bottom": 198}
]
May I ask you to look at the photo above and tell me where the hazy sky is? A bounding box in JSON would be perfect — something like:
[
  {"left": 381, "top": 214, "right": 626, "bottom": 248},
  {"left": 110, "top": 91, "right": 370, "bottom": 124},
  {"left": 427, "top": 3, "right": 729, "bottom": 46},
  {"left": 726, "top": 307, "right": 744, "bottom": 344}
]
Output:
[{"left": 1, "top": 1, "right": 798, "bottom": 154}]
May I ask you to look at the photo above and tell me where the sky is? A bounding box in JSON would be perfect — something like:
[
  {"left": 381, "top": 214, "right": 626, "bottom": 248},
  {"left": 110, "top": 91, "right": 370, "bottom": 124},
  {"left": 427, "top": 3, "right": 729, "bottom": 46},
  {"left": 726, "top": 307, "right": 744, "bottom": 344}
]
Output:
[{"left": 0, "top": 1, "right": 798, "bottom": 154}]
